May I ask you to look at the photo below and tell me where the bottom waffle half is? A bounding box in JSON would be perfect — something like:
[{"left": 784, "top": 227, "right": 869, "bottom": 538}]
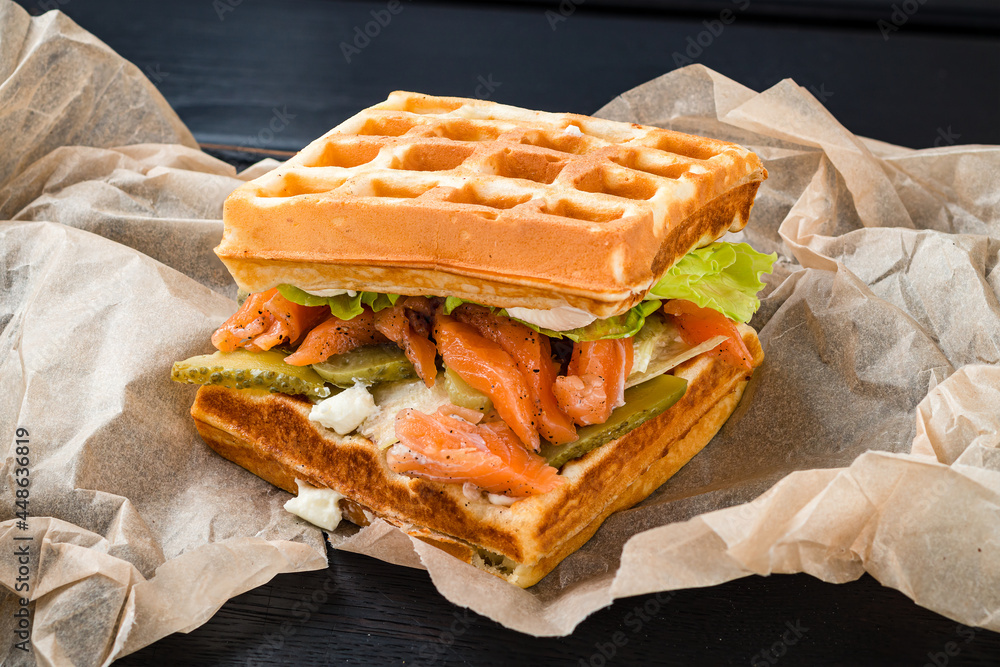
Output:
[{"left": 190, "top": 325, "right": 762, "bottom": 587}]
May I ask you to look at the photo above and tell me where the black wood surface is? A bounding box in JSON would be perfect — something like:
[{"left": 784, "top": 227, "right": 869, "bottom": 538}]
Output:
[
  {"left": 18, "top": 0, "right": 1000, "bottom": 152},
  {"left": 499, "top": 0, "right": 1000, "bottom": 29},
  {"left": 117, "top": 545, "right": 1000, "bottom": 666},
  {"left": 15, "top": 0, "right": 1000, "bottom": 664}
]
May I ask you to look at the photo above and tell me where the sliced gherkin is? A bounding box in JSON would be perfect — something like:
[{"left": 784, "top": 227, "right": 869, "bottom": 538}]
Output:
[
  {"left": 311, "top": 345, "right": 416, "bottom": 388},
  {"left": 171, "top": 349, "right": 332, "bottom": 399},
  {"left": 540, "top": 373, "right": 687, "bottom": 468},
  {"left": 442, "top": 365, "right": 493, "bottom": 412}
]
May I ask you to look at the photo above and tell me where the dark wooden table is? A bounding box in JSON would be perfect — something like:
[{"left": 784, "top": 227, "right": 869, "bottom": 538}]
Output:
[{"left": 17, "top": 0, "right": 1000, "bottom": 664}]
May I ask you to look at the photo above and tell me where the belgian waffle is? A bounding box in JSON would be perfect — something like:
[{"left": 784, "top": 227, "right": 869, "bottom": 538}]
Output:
[
  {"left": 192, "top": 324, "right": 763, "bottom": 587},
  {"left": 217, "top": 92, "right": 767, "bottom": 317}
]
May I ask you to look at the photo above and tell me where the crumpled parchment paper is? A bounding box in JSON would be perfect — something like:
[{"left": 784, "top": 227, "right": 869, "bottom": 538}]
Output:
[{"left": 1, "top": 2, "right": 998, "bottom": 663}]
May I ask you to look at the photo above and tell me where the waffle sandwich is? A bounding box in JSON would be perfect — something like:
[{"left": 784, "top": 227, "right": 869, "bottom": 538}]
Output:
[{"left": 174, "top": 92, "right": 772, "bottom": 587}]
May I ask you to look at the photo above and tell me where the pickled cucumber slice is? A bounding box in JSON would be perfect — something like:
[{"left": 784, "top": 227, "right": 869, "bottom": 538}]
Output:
[
  {"left": 172, "top": 349, "right": 332, "bottom": 399},
  {"left": 443, "top": 366, "right": 493, "bottom": 412},
  {"left": 540, "top": 374, "right": 687, "bottom": 468},
  {"left": 311, "top": 345, "right": 416, "bottom": 388}
]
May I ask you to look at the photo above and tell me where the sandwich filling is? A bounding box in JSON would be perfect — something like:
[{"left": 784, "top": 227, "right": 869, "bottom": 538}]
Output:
[{"left": 174, "top": 242, "right": 774, "bottom": 503}]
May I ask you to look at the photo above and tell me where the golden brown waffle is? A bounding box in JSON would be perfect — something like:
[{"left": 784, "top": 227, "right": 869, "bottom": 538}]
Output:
[
  {"left": 218, "top": 92, "right": 767, "bottom": 316},
  {"left": 192, "top": 324, "right": 762, "bottom": 587}
]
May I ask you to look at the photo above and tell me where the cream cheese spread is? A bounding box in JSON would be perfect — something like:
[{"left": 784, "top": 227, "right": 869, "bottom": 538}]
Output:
[
  {"left": 310, "top": 384, "right": 376, "bottom": 435},
  {"left": 303, "top": 288, "right": 358, "bottom": 297},
  {"left": 284, "top": 479, "right": 345, "bottom": 531},
  {"left": 505, "top": 305, "right": 597, "bottom": 331}
]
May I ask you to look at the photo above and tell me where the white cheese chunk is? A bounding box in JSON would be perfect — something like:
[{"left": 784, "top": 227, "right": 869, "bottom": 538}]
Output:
[
  {"left": 283, "top": 479, "right": 345, "bottom": 531},
  {"left": 505, "top": 306, "right": 597, "bottom": 331},
  {"left": 563, "top": 124, "right": 583, "bottom": 136},
  {"left": 309, "top": 384, "right": 376, "bottom": 435},
  {"left": 487, "top": 493, "right": 518, "bottom": 507},
  {"left": 463, "top": 482, "right": 519, "bottom": 506},
  {"left": 360, "top": 374, "right": 451, "bottom": 448}
]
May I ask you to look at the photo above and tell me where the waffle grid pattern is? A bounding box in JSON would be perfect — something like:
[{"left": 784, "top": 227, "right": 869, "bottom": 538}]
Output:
[
  {"left": 250, "top": 92, "right": 752, "bottom": 232},
  {"left": 220, "top": 92, "right": 765, "bottom": 315}
]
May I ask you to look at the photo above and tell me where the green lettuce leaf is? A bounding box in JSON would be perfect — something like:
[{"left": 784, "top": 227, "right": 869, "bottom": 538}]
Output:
[
  {"left": 361, "top": 291, "right": 402, "bottom": 312},
  {"left": 646, "top": 242, "right": 776, "bottom": 323},
  {"left": 277, "top": 284, "right": 400, "bottom": 319},
  {"left": 276, "top": 241, "right": 773, "bottom": 339},
  {"left": 443, "top": 296, "right": 466, "bottom": 315}
]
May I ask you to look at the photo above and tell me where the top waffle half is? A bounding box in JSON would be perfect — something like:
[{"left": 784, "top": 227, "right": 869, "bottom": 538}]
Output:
[{"left": 218, "top": 92, "right": 767, "bottom": 317}]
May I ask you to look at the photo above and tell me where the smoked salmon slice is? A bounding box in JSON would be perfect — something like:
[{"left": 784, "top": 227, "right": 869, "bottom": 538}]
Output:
[
  {"left": 553, "top": 338, "right": 634, "bottom": 426},
  {"left": 663, "top": 299, "right": 753, "bottom": 370},
  {"left": 374, "top": 297, "right": 438, "bottom": 387},
  {"left": 433, "top": 314, "right": 541, "bottom": 451},
  {"left": 212, "top": 288, "right": 328, "bottom": 353},
  {"left": 388, "top": 405, "right": 563, "bottom": 498},
  {"left": 283, "top": 309, "right": 387, "bottom": 366},
  {"left": 453, "top": 305, "right": 577, "bottom": 445}
]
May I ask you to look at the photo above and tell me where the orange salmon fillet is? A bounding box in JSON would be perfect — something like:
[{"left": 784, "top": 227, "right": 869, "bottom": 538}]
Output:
[
  {"left": 374, "top": 297, "right": 438, "bottom": 387},
  {"left": 663, "top": 299, "right": 752, "bottom": 370},
  {"left": 453, "top": 305, "right": 577, "bottom": 445},
  {"left": 387, "top": 405, "right": 563, "bottom": 498},
  {"left": 553, "top": 338, "right": 634, "bottom": 426},
  {"left": 283, "top": 309, "right": 387, "bottom": 366},
  {"left": 433, "top": 314, "right": 541, "bottom": 451},
  {"left": 212, "top": 288, "right": 328, "bottom": 353}
]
